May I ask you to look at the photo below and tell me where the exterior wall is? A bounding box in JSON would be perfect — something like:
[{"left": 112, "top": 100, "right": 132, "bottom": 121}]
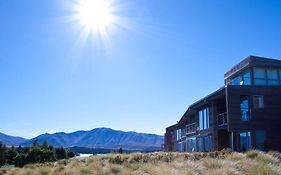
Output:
[
  {"left": 226, "top": 85, "right": 281, "bottom": 151},
  {"left": 164, "top": 125, "right": 177, "bottom": 152}
]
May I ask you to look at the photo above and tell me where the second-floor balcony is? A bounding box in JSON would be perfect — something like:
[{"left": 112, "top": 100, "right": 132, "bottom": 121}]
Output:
[
  {"left": 181, "top": 123, "right": 196, "bottom": 138},
  {"left": 218, "top": 112, "right": 227, "bottom": 127}
]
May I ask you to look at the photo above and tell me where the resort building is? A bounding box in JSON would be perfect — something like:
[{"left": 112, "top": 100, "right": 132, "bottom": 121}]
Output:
[{"left": 165, "top": 56, "right": 281, "bottom": 152}]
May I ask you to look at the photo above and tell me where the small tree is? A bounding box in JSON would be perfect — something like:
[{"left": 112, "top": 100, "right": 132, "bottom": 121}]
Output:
[
  {"left": 55, "top": 147, "right": 67, "bottom": 159},
  {"left": 14, "top": 153, "right": 27, "bottom": 167},
  {"left": 25, "top": 147, "right": 42, "bottom": 164},
  {"left": 17, "top": 145, "right": 23, "bottom": 153},
  {"left": 67, "top": 150, "right": 75, "bottom": 158},
  {"left": 32, "top": 139, "right": 40, "bottom": 148},
  {"left": 118, "top": 148, "right": 123, "bottom": 154},
  {"left": 48, "top": 145, "right": 54, "bottom": 151},
  {"left": 0, "top": 143, "right": 7, "bottom": 166},
  {"left": 41, "top": 140, "right": 49, "bottom": 149},
  {"left": 40, "top": 149, "right": 56, "bottom": 162},
  {"left": 6, "top": 146, "right": 17, "bottom": 164}
]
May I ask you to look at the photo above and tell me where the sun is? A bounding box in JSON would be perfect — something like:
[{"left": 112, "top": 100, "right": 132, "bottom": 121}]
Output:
[
  {"left": 64, "top": 0, "right": 132, "bottom": 48},
  {"left": 76, "top": 0, "right": 114, "bottom": 33}
]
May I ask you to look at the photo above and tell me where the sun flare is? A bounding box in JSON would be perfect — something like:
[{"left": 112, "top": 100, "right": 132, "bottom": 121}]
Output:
[
  {"left": 76, "top": 0, "right": 113, "bottom": 33},
  {"left": 66, "top": 0, "right": 132, "bottom": 48}
]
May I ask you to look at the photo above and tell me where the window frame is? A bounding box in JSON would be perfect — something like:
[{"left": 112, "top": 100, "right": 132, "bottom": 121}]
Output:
[
  {"left": 198, "top": 107, "right": 210, "bottom": 130},
  {"left": 253, "top": 95, "right": 264, "bottom": 109},
  {"left": 253, "top": 67, "right": 281, "bottom": 86}
]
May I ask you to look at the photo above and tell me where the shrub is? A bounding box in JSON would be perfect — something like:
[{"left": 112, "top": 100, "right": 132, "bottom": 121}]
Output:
[
  {"left": 55, "top": 147, "right": 67, "bottom": 160},
  {"left": 245, "top": 150, "right": 259, "bottom": 159},
  {"left": 14, "top": 153, "right": 27, "bottom": 167}
]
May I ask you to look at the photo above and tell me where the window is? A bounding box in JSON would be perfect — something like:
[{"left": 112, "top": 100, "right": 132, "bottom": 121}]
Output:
[
  {"left": 267, "top": 69, "right": 279, "bottom": 85},
  {"left": 204, "top": 108, "right": 209, "bottom": 129},
  {"left": 198, "top": 107, "right": 210, "bottom": 130},
  {"left": 229, "top": 70, "right": 251, "bottom": 85},
  {"left": 198, "top": 136, "right": 213, "bottom": 152},
  {"left": 240, "top": 96, "right": 250, "bottom": 121},
  {"left": 199, "top": 110, "right": 204, "bottom": 130},
  {"left": 254, "top": 68, "right": 266, "bottom": 85},
  {"left": 198, "top": 137, "right": 204, "bottom": 151},
  {"left": 176, "top": 129, "right": 182, "bottom": 141},
  {"left": 231, "top": 76, "right": 242, "bottom": 85},
  {"left": 253, "top": 95, "right": 264, "bottom": 109},
  {"left": 186, "top": 137, "right": 196, "bottom": 152},
  {"left": 240, "top": 132, "right": 251, "bottom": 151},
  {"left": 255, "top": 131, "right": 266, "bottom": 151},
  {"left": 243, "top": 71, "right": 251, "bottom": 85},
  {"left": 254, "top": 68, "right": 281, "bottom": 86},
  {"left": 204, "top": 136, "right": 212, "bottom": 151}
]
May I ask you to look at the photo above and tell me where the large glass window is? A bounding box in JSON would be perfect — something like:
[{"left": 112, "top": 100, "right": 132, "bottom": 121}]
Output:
[
  {"left": 186, "top": 137, "right": 196, "bottom": 152},
  {"left": 254, "top": 68, "right": 267, "bottom": 85},
  {"left": 254, "top": 68, "right": 281, "bottom": 86},
  {"left": 240, "top": 132, "right": 251, "bottom": 151},
  {"left": 199, "top": 110, "right": 204, "bottom": 130},
  {"left": 255, "top": 131, "right": 266, "bottom": 151},
  {"left": 198, "top": 107, "right": 210, "bottom": 130},
  {"left": 231, "top": 76, "right": 243, "bottom": 85},
  {"left": 230, "top": 70, "right": 251, "bottom": 85},
  {"left": 267, "top": 69, "right": 279, "bottom": 85},
  {"left": 176, "top": 129, "right": 182, "bottom": 141},
  {"left": 197, "top": 136, "right": 213, "bottom": 152},
  {"left": 204, "top": 136, "right": 212, "bottom": 151},
  {"left": 240, "top": 96, "right": 250, "bottom": 121},
  {"left": 243, "top": 71, "right": 251, "bottom": 85},
  {"left": 198, "top": 137, "right": 204, "bottom": 151}
]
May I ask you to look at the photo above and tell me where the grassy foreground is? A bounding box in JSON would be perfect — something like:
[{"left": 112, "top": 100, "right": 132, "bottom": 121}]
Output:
[{"left": 1, "top": 150, "right": 281, "bottom": 175}]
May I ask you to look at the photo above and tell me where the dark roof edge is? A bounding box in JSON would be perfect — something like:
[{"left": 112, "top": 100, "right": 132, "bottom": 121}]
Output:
[
  {"left": 224, "top": 55, "right": 281, "bottom": 79},
  {"left": 178, "top": 86, "right": 225, "bottom": 123}
]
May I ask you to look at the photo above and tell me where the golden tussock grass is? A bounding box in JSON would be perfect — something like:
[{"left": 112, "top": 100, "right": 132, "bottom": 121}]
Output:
[{"left": 1, "top": 150, "right": 281, "bottom": 175}]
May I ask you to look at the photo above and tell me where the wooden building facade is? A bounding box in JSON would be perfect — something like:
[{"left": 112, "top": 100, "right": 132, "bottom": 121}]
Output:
[{"left": 165, "top": 56, "right": 281, "bottom": 152}]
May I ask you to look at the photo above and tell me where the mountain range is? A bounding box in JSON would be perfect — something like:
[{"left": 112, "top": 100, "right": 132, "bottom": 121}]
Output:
[
  {"left": 0, "top": 133, "right": 28, "bottom": 146},
  {"left": 0, "top": 128, "right": 164, "bottom": 151}
]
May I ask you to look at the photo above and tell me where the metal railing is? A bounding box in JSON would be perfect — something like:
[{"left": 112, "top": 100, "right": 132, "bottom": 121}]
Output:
[
  {"left": 181, "top": 123, "right": 196, "bottom": 138},
  {"left": 218, "top": 112, "right": 227, "bottom": 126}
]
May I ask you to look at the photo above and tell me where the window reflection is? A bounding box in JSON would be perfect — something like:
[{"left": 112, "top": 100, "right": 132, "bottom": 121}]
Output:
[
  {"left": 254, "top": 68, "right": 281, "bottom": 85},
  {"left": 240, "top": 96, "right": 250, "bottom": 121},
  {"left": 240, "top": 132, "right": 251, "bottom": 151},
  {"left": 199, "top": 107, "right": 210, "bottom": 130},
  {"left": 229, "top": 70, "right": 251, "bottom": 85}
]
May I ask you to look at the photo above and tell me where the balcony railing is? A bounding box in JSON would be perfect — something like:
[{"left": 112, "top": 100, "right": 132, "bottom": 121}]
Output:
[
  {"left": 181, "top": 123, "right": 196, "bottom": 138},
  {"left": 218, "top": 112, "right": 227, "bottom": 126}
]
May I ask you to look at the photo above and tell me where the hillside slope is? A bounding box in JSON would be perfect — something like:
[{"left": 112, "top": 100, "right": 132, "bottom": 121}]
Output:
[{"left": 0, "top": 133, "right": 28, "bottom": 146}]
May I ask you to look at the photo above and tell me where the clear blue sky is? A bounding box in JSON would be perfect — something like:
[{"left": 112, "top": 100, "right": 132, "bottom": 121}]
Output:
[{"left": 0, "top": 0, "right": 281, "bottom": 139}]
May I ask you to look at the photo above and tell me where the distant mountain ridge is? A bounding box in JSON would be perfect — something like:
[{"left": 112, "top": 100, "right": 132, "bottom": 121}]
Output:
[
  {"left": 0, "top": 132, "right": 28, "bottom": 146},
  {"left": 0, "top": 128, "right": 164, "bottom": 151}
]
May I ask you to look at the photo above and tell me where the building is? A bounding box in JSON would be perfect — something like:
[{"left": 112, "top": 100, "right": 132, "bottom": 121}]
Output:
[{"left": 165, "top": 56, "right": 281, "bottom": 152}]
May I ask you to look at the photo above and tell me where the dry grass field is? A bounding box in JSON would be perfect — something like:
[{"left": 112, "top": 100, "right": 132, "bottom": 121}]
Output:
[{"left": 1, "top": 150, "right": 281, "bottom": 175}]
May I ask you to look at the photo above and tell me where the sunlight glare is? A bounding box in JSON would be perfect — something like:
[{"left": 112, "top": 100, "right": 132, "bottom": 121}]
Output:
[{"left": 77, "top": 0, "right": 113, "bottom": 33}]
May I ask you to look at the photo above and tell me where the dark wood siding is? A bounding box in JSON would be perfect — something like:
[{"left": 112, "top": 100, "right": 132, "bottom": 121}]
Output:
[{"left": 226, "top": 85, "right": 281, "bottom": 151}]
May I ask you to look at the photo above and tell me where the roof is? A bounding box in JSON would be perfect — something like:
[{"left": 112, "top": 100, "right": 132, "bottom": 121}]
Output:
[
  {"left": 224, "top": 55, "right": 281, "bottom": 79},
  {"left": 178, "top": 86, "right": 226, "bottom": 124}
]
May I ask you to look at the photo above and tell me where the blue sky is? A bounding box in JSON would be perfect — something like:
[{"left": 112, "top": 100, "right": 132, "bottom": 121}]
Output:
[{"left": 0, "top": 0, "right": 281, "bottom": 138}]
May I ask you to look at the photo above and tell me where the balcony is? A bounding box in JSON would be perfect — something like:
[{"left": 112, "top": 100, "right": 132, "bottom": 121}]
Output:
[
  {"left": 181, "top": 123, "right": 196, "bottom": 138},
  {"left": 218, "top": 112, "right": 227, "bottom": 127}
]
